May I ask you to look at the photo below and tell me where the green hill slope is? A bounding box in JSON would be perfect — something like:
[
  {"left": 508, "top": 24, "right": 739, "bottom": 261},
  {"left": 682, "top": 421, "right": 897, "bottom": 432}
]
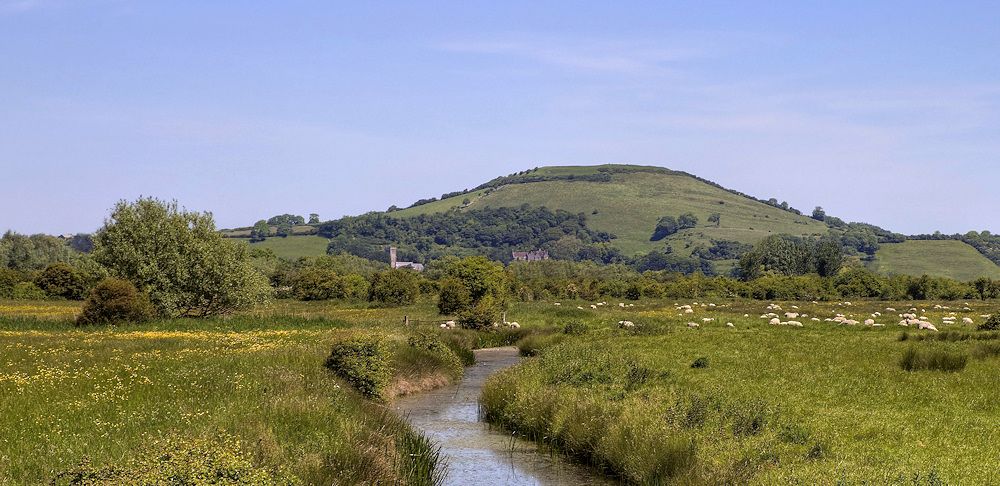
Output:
[
  {"left": 393, "top": 165, "right": 828, "bottom": 256},
  {"left": 870, "top": 240, "right": 1000, "bottom": 281},
  {"left": 246, "top": 236, "right": 330, "bottom": 260}
]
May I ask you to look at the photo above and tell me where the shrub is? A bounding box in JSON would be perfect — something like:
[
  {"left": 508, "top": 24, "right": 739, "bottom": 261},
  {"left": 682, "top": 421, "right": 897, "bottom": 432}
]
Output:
[
  {"left": 899, "top": 346, "right": 968, "bottom": 372},
  {"left": 562, "top": 321, "right": 587, "bottom": 335},
  {"left": 34, "top": 262, "right": 87, "bottom": 300},
  {"left": 690, "top": 357, "right": 710, "bottom": 369},
  {"left": 10, "top": 281, "right": 46, "bottom": 300},
  {"left": 368, "top": 269, "right": 420, "bottom": 306},
  {"left": 76, "top": 278, "right": 154, "bottom": 325},
  {"left": 325, "top": 337, "right": 392, "bottom": 400},
  {"left": 977, "top": 314, "right": 1000, "bottom": 331},
  {"left": 457, "top": 294, "right": 502, "bottom": 330},
  {"left": 403, "top": 334, "right": 464, "bottom": 378},
  {"left": 436, "top": 278, "right": 470, "bottom": 315},
  {"left": 0, "top": 268, "right": 27, "bottom": 298},
  {"left": 972, "top": 342, "right": 1000, "bottom": 359},
  {"left": 93, "top": 198, "right": 271, "bottom": 316}
]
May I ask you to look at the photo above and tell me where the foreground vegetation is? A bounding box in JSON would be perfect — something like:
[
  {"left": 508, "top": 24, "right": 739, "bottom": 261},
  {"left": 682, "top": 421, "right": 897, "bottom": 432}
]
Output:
[
  {"left": 0, "top": 301, "right": 499, "bottom": 484},
  {"left": 481, "top": 299, "right": 1000, "bottom": 484}
]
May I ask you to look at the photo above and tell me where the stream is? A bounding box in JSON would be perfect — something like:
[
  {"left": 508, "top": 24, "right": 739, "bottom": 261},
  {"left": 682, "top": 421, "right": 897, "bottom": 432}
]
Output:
[{"left": 394, "top": 346, "right": 612, "bottom": 485}]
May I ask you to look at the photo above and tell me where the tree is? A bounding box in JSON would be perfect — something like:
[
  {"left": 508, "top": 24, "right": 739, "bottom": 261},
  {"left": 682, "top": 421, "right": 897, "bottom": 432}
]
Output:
[
  {"left": 437, "top": 278, "right": 471, "bottom": 315},
  {"left": 437, "top": 256, "right": 509, "bottom": 328},
  {"left": 814, "top": 239, "right": 844, "bottom": 277},
  {"left": 308, "top": 213, "right": 320, "bottom": 225},
  {"left": 811, "top": 207, "right": 826, "bottom": 221},
  {"left": 368, "top": 269, "right": 420, "bottom": 306},
  {"left": 92, "top": 198, "right": 271, "bottom": 317},
  {"left": 267, "top": 214, "right": 305, "bottom": 226},
  {"left": 69, "top": 234, "right": 94, "bottom": 253},
  {"left": 973, "top": 277, "right": 998, "bottom": 300},
  {"left": 651, "top": 216, "right": 679, "bottom": 241},
  {"left": 35, "top": 263, "right": 87, "bottom": 300},
  {"left": 250, "top": 220, "right": 270, "bottom": 242},
  {"left": 0, "top": 231, "right": 77, "bottom": 271},
  {"left": 678, "top": 213, "right": 699, "bottom": 230}
]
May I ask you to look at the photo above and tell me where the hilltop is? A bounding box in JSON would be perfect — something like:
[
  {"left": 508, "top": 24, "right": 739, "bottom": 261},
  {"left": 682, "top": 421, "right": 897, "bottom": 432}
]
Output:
[{"left": 224, "top": 164, "right": 1000, "bottom": 280}]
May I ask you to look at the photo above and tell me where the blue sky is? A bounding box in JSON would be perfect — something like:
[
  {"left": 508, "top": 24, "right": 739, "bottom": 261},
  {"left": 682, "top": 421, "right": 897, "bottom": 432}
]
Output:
[{"left": 2, "top": 1, "right": 999, "bottom": 235}]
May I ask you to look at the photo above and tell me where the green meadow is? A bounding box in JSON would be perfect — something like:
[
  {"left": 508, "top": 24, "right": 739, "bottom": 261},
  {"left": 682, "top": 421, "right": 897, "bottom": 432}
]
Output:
[
  {"left": 3, "top": 298, "right": 1000, "bottom": 484},
  {"left": 872, "top": 240, "right": 1000, "bottom": 281}
]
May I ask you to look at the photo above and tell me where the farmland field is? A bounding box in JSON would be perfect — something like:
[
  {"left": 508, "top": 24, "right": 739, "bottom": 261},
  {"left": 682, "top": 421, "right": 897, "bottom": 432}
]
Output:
[
  {"left": 247, "top": 235, "right": 331, "bottom": 260},
  {"left": 3, "top": 298, "right": 999, "bottom": 484},
  {"left": 871, "top": 240, "right": 1000, "bottom": 280}
]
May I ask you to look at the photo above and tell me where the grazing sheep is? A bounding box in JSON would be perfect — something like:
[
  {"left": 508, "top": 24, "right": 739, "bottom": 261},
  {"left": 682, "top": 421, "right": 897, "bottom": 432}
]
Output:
[
  {"left": 886, "top": 307, "right": 897, "bottom": 312},
  {"left": 440, "top": 323, "right": 449, "bottom": 329},
  {"left": 577, "top": 306, "right": 584, "bottom": 310},
  {"left": 963, "top": 317, "right": 975, "bottom": 325},
  {"left": 554, "top": 302, "right": 561, "bottom": 306},
  {"left": 843, "top": 320, "right": 859, "bottom": 326},
  {"left": 811, "top": 318, "right": 821, "bottom": 322},
  {"left": 702, "top": 317, "right": 714, "bottom": 322},
  {"left": 507, "top": 322, "right": 520, "bottom": 329},
  {"left": 898, "top": 320, "right": 908, "bottom": 327},
  {"left": 864, "top": 319, "right": 875, "bottom": 326},
  {"left": 445, "top": 320, "right": 457, "bottom": 329},
  {"left": 684, "top": 308, "right": 694, "bottom": 314},
  {"left": 769, "top": 318, "right": 781, "bottom": 325},
  {"left": 785, "top": 312, "right": 799, "bottom": 319},
  {"left": 619, "top": 303, "right": 625, "bottom": 308},
  {"left": 590, "top": 305, "right": 598, "bottom": 309},
  {"left": 726, "top": 322, "right": 735, "bottom": 328},
  {"left": 918, "top": 321, "right": 939, "bottom": 332},
  {"left": 786, "top": 321, "right": 803, "bottom": 327},
  {"left": 744, "top": 314, "right": 750, "bottom": 318},
  {"left": 618, "top": 320, "right": 635, "bottom": 328},
  {"left": 687, "top": 322, "right": 700, "bottom": 328}
]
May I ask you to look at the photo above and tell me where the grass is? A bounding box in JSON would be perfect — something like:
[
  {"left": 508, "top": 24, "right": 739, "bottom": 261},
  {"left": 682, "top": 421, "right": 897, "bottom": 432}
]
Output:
[
  {"left": 871, "top": 240, "right": 1000, "bottom": 280},
  {"left": 5, "top": 297, "right": 1000, "bottom": 483},
  {"left": 0, "top": 302, "right": 473, "bottom": 484},
  {"left": 899, "top": 346, "right": 969, "bottom": 372},
  {"left": 481, "top": 298, "right": 1000, "bottom": 484},
  {"left": 245, "top": 235, "right": 331, "bottom": 260},
  {"left": 390, "top": 164, "right": 828, "bottom": 257}
]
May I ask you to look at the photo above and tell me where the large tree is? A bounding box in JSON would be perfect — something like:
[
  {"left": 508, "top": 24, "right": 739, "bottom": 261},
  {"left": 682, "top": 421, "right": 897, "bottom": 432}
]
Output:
[{"left": 92, "top": 198, "right": 271, "bottom": 317}]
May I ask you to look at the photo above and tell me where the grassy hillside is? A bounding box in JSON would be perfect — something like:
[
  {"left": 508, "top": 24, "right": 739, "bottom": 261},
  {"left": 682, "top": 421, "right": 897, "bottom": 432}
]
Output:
[
  {"left": 247, "top": 235, "right": 329, "bottom": 260},
  {"left": 871, "top": 240, "right": 1000, "bottom": 281},
  {"left": 393, "top": 165, "right": 827, "bottom": 256}
]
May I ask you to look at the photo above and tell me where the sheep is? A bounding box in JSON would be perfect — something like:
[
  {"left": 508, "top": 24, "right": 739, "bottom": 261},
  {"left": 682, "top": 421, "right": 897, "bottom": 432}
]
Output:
[
  {"left": 554, "top": 302, "right": 561, "bottom": 306},
  {"left": 702, "top": 317, "right": 714, "bottom": 323},
  {"left": 784, "top": 312, "right": 799, "bottom": 319},
  {"left": 918, "top": 321, "right": 938, "bottom": 332},
  {"left": 726, "top": 322, "right": 735, "bottom": 328},
  {"left": 619, "top": 303, "right": 625, "bottom": 308},
  {"left": 744, "top": 314, "right": 750, "bottom": 318},
  {"left": 963, "top": 317, "right": 975, "bottom": 325},
  {"left": 864, "top": 319, "right": 875, "bottom": 326},
  {"left": 843, "top": 320, "right": 859, "bottom": 326},
  {"left": 439, "top": 323, "right": 448, "bottom": 329},
  {"left": 684, "top": 308, "right": 694, "bottom": 314},
  {"left": 786, "top": 321, "right": 803, "bottom": 327},
  {"left": 507, "top": 322, "right": 521, "bottom": 329},
  {"left": 886, "top": 307, "right": 897, "bottom": 312},
  {"left": 577, "top": 306, "right": 584, "bottom": 310},
  {"left": 898, "top": 320, "right": 908, "bottom": 327},
  {"left": 811, "top": 318, "right": 821, "bottom": 322},
  {"left": 590, "top": 305, "right": 598, "bottom": 309},
  {"left": 618, "top": 320, "right": 635, "bottom": 328},
  {"left": 769, "top": 318, "right": 781, "bottom": 325},
  {"left": 445, "top": 320, "right": 457, "bottom": 329},
  {"left": 687, "top": 322, "right": 700, "bottom": 328}
]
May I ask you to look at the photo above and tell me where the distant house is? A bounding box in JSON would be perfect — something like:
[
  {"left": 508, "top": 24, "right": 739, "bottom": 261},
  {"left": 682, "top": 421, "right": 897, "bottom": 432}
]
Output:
[
  {"left": 512, "top": 250, "right": 549, "bottom": 262},
  {"left": 389, "top": 247, "right": 424, "bottom": 272}
]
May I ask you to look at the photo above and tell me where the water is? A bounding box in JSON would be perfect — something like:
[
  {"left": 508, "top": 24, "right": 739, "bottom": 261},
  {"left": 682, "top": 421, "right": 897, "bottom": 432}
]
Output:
[{"left": 394, "top": 346, "right": 612, "bottom": 486}]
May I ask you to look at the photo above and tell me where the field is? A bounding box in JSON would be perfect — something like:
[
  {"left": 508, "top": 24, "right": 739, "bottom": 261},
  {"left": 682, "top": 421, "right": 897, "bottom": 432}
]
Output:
[
  {"left": 0, "top": 300, "right": 475, "bottom": 484},
  {"left": 872, "top": 240, "right": 1000, "bottom": 280},
  {"left": 246, "top": 235, "right": 331, "bottom": 260},
  {"left": 483, "top": 299, "right": 1000, "bottom": 484},
  {"left": 391, "top": 165, "right": 828, "bottom": 256},
  {"left": 4, "top": 297, "right": 1000, "bottom": 484}
]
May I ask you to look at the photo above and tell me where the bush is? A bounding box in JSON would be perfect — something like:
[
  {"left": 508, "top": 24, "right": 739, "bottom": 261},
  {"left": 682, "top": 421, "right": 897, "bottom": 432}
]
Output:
[
  {"left": 0, "top": 268, "right": 27, "bottom": 298},
  {"left": 977, "top": 314, "right": 1000, "bottom": 331},
  {"left": 436, "top": 278, "right": 470, "bottom": 315},
  {"left": 10, "top": 281, "right": 46, "bottom": 300},
  {"left": 690, "top": 357, "right": 710, "bottom": 369},
  {"left": 899, "top": 346, "right": 968, "bottom": 372},
  {"left": 35, "top": 263, "right": 87, "bottom": 300},
  {"left": 457, "top": 294, "right": 502, "bottom": 330},
  {"left": 76, "top": 278, "right": 154, "bottom": 326},
  {"left": 401, "top": 334, "right": 464, "bottom": 379},
  {"left": 325, "top": 337, "right": 393, "bottom": 400},
  {"left": 368, "top": 269, "right": 420, "bottom": 306},
  {"left": 562, "top": 321, "right": 587, "bottom": 335}
]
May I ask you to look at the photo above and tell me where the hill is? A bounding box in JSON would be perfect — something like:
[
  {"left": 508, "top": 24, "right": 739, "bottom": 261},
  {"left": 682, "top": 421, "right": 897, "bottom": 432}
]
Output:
[
  {"left": 870, "top": 240, "right": 1000, "bottom": 281},
  {"left": 391, "top": 165, "right": 828, "bottom": 257},
  {"left": 247, "top": 235, "right": 330, "bottom": 260}
]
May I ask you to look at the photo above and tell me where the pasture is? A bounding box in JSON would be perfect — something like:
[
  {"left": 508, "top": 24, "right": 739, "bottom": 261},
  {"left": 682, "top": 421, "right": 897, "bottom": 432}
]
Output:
[
  {"left": 3, "top": 297, "right": 999, "bottom": 484},
  {"left": 872, "top": 240, "right": 1000, "bottom": 281}
]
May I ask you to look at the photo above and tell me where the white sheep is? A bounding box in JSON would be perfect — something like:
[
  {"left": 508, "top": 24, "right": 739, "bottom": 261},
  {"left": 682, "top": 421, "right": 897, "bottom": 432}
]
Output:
[
  {"left": 507, "top": 322, "right": 520, "bottom": 329},
  {"left": 687, "top": 322, "right": 700, "bottom": 328},
  {"left": 726, "top": 322, "right": 735, "bottom": 328},
  {"left": 785, "top": 312, "right": 799, "bottom": 319},
  {"left": 786, "top": 321, "right": 803, "bottom": 327},
  {"left": 864, "top": 319, "right": 875, "bottom": 326},
  {"left": 618, "top": 320, "right": 635, "bottom": 328},
  {"left": 963, "top": 317, "right": 975, "bottom": 325},
  {"left": 769, "top": 318, "right": 781, "bottom": 325},
  {"left": 918, "top": 321, "right": 938, "bottom": 332}
]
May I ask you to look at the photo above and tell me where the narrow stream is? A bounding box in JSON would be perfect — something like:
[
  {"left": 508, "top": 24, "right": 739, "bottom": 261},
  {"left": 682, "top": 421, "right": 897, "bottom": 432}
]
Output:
[{"left": 394, "top": 346, "right": 612, "bottom": 485}]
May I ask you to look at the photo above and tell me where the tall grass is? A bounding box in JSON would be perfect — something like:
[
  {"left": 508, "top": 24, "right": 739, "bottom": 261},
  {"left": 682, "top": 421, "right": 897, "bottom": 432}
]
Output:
[{"left": 899, "top": 346, "right": 969, "bottom": 372}]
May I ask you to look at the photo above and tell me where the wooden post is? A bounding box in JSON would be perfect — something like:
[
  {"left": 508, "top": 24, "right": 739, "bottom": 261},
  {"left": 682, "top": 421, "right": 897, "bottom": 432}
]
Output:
[
  {"left": 502, "top": 312, "right": 507, "bottom": 324},
  {"left": 404, "top": 315, "right": 409, "bottom": 326}
]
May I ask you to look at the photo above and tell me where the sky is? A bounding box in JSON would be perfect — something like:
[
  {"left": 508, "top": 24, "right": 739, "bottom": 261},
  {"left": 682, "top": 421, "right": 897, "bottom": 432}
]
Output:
[{"left": 2, "top": 1, "right": 999, "bottom": 235}]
